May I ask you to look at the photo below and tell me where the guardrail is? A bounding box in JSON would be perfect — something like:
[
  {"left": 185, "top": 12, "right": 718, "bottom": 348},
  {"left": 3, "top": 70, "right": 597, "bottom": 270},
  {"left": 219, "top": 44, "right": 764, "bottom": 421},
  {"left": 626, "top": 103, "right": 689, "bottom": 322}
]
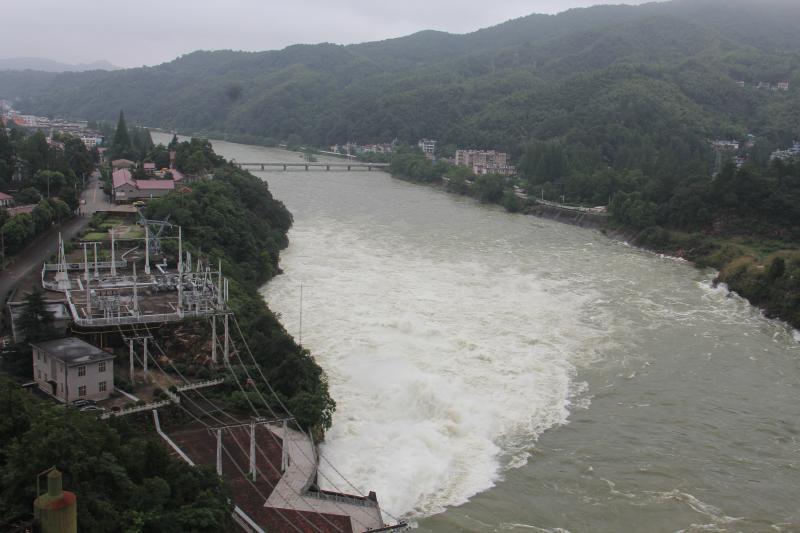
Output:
[
  {"left": 43, "top": 260, "right": 127, "bottom": 272},
  {"left": 71, "top": 309, "right": 216, "bottom": 327},
  {"left": 176, "top": 378, "right": 225, "bottom": 392},
  {"left": 101, "top": 399, "right": 171, "bottom": 419},
  {"left": 535, "top": 199, "right": 609, "bottom": 215},
  {"left": 305, "top": 490, "right": 376, "bottom": 508}
]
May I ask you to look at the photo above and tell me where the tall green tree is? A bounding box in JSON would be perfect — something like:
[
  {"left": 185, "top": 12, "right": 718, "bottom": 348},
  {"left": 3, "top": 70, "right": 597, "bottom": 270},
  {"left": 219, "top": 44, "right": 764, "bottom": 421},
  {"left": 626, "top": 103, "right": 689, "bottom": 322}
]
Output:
[
  {"left": 112, "top": 110, "right": 131, "bottom": 153},
  {"left": 16, "top": 287, "right": 55, "bottom": 343}
]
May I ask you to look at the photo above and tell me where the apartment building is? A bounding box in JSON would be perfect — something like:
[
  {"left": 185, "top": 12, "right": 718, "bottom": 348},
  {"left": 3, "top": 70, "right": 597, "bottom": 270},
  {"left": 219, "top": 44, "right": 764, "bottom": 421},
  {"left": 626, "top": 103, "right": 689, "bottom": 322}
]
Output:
[{"left": 455, "top": 149, "right": 515, "bottom": 176}]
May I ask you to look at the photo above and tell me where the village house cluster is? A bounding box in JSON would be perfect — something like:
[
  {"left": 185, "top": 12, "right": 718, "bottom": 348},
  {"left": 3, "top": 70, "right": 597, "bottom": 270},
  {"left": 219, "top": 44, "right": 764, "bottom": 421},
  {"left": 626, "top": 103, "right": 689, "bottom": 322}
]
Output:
[
  {"left": 329, "top": 142, "right": 394, "bottom": 156},
  {"left": 111, "top": 153, "right": 193, "bottom": 203},
  {"left": 771, "top": 141, "right": 800, "bottom": 163},
  {"left": 1, "top": 100, "right": 104, "bottom": 150},
  {"left": 735, "top": 80, "right": 791, "bottom": 91}
]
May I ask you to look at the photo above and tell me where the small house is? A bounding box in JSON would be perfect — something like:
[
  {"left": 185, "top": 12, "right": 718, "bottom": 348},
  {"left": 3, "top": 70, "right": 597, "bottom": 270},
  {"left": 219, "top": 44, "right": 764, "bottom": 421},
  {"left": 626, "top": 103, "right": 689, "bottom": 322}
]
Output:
[
  {"left": 0, "top": 191, "right": 13, "bottom": 208},
  {"left": 31, "top": 337, "right": 115, "bottom": 403},
  {"left": 112, "top": 159, "right": 135, "bottom": 170}
]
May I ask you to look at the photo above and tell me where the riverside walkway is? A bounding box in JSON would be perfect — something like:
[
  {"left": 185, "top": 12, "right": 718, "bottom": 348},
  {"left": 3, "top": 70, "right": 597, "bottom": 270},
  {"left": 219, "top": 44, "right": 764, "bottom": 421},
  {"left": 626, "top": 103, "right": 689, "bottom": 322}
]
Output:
[{"left": 264, "top": 423, "right": 386, "bottom": 532}]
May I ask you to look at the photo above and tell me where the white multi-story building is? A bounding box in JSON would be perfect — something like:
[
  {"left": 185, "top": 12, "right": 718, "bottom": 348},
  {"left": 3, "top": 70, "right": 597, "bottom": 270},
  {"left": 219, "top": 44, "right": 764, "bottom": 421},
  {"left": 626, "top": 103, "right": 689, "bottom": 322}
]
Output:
[
  {"left": 418, "top": 139, "right": 437, "bottom": 159},
  {"left": 455, "top": 149, "right": 515, "bottom": 176},
  {"left": 31, "top": 337, "right": 115, "bottom": 403}
]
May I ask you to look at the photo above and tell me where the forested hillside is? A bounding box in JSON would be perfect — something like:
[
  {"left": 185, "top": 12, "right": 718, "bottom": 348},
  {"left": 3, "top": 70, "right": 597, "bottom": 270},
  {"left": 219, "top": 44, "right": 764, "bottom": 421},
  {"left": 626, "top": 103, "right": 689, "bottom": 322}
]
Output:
[{"left": 1, "top": 0, "right": 798, "bottom": 156}]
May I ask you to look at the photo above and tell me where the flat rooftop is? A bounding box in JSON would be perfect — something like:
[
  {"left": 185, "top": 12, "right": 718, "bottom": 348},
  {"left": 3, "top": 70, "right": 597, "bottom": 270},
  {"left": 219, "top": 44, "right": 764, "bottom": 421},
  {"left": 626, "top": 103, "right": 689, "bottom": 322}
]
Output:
[{"left": 30, "top": 337, "right": 114, "bottom": 366}]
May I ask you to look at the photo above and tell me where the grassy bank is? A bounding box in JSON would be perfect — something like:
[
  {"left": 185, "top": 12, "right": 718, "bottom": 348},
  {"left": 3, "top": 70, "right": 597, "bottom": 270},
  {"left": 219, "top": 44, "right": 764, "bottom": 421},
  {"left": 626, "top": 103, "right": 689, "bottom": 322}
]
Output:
[{"left": 621, "top": 225, "right": 800, "bottom": 328}]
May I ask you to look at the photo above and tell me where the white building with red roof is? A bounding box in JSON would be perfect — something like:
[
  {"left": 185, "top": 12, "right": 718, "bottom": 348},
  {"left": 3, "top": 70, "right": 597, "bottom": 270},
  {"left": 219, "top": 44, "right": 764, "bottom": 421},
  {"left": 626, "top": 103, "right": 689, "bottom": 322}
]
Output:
[
  {"left": 112, "top": 169, "right": 176, "bottom": 203},
  {"left": 0, "top": 192, "right": 13, "bottom": 208}
]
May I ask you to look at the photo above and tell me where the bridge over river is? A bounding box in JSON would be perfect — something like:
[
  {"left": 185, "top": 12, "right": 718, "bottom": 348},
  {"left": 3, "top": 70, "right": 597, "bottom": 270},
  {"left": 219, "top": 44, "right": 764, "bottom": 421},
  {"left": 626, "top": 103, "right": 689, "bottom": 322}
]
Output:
[{"left": 236, "top": 162, "right": 390, "bottom": 172}]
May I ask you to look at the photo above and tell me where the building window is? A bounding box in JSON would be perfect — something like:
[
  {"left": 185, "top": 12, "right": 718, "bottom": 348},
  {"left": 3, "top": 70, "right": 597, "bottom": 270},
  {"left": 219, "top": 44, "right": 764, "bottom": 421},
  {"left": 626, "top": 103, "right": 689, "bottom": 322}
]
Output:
[
  {"left": 37, "top": 370, "right": 41, "bottom": 380},
  {"left": 78, "top": 386, "right": 87, "bottom": 397},
  {"left": 99, "top": 381, "right": 107, "bottom": 392},
  {"left": 37, "top": 351, "right": 41, "bottom": 361},
  {"left": 78, "top": 366, "right": 86, "bottom": 377},
  {"left": 99, "top": 361, "right": 106, "bottom": 373}
]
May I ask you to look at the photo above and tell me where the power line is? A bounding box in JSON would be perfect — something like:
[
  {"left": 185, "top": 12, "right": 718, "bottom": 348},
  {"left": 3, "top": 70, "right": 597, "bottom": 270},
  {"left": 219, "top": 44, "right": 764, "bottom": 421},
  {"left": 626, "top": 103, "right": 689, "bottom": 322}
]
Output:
[
  {"left": 215, "top": 319, "right": 377, "bottom": 533},
  {"left": 122, "top": 323, "right": 336, "bottom": 533},
  {"left": 229, "top": 314, "right": 405, "bottom": 527}
]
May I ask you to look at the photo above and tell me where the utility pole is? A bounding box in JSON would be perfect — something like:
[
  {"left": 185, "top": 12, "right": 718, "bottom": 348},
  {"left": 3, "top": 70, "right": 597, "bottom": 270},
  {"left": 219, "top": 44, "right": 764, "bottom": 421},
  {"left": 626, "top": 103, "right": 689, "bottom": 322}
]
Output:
[
  {"left": 211, "top": 315, "right": 217, "bottom": 364},
  {"left": 92, "top": 242, "right": 99, "bottom": 278},
  {"left": 144, "top": 225, "right": 151, "bottom": 275},
  {"left": 142, "top": 337, "right": 148, "bottom": 376},
  {"left": 110, "top": 229, "right": 116, "bottom": 277},
  {"left": 223, "top": 313, "right": 230, "bottom": 365},
  {"left": 250, "top": 422, "right": 257, "bottom": 481},
  {"left": 216, "top": 429, "right": 223, "bottom": 476},
  {"left": 129, "top": 338, "right": 135, "bottom": 383},
  {"left": 299, "top": 282, "right": 303, "bottom": 346}
]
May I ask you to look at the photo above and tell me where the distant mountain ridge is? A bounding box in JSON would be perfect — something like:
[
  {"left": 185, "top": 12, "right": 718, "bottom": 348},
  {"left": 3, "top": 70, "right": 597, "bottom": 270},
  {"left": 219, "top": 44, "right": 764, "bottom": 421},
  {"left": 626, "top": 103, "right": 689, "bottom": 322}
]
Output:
[
  {"left": 0, "top": 57, "right": 118, "bottom": 73},
  {"left": 0, "top": 0, "right": 797, "bottom": 165}
]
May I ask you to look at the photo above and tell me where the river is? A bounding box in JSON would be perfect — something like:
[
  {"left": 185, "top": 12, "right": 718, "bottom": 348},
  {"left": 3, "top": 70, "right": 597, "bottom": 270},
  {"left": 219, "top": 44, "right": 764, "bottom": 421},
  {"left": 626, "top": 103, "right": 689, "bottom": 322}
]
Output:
[{"left": 155, "top": 134, "right": 800, "bottom": 532}]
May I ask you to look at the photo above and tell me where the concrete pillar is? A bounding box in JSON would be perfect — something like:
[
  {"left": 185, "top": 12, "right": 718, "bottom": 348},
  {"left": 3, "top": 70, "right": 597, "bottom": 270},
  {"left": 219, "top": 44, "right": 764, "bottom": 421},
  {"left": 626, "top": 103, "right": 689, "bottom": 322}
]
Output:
[
  {"left": 216, "top": 429, "right": 223, "bottom": 476},
  {"left": 143, "top": 337, "right": 148, "bottom": 375},
  {"left": 83, "top": 244, "right": 89, "bottom": 281},
  {"left": 250, "top": 422, "right": 257, "bottom": 481},
  {"left": 211, "top": 315, "right": 217, "bottom": 364},
  {"left": 177, "top": 226, "right": 182, "bottom": 273},
  {"left": 281, "top": 419, "right": 288, "bottom": 472},
  {"left": 93, "top": 242, "right": 99, "bottom": 278},
  {"left": 223, "top": 314, "right": 230, "bottom": 365},
  {"left": 110, "top": 230, "right": 116, "bottom": 277},
  {"left": 129, "top": 338, "right": 134, "bottom": 383},
  {"left": 144, "top": 226, "right": 151, "bottom": 275},
  {"left": 132, "top": 263, "right": 139, "bottom": 315}
]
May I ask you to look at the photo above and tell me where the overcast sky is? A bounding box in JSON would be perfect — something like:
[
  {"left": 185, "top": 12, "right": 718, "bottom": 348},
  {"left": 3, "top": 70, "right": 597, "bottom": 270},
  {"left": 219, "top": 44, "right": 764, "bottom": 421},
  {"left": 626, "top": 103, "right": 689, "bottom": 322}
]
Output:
[{"left": 4, "top": 0, "right": 652, "bottom": 68}]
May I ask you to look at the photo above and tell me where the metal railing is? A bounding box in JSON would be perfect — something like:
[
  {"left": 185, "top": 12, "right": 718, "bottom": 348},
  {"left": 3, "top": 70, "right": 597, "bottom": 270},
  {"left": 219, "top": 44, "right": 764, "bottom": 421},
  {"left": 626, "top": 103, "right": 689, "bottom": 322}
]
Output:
[
  {"left": 101, "top": 399, "right": 171, "bottom": 419},
  {"left": 305, "top": 490, "right": 376, "bottom": 508},
  {"left": 43, "top": 260, "right": 127, "bottom": 272},
  {"left": 71, "top": 309, "right": 217, "bottom": 327},
  {"left": 176, "top": 378, "right": 225, "bottom": 392}
]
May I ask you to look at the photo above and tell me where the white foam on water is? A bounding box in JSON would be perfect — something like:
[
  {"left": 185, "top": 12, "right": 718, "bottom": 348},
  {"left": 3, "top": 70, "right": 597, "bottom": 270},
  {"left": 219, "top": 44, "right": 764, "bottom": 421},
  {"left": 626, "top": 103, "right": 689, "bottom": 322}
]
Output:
[{"left": 262, "top": 222, "right": 609, "bottom": 519}]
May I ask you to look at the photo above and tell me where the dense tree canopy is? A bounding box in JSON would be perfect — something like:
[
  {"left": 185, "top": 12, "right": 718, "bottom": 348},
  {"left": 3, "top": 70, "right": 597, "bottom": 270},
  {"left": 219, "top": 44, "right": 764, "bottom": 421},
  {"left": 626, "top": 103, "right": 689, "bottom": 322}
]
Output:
[
  {"left": 0, "top": 378, "right": 232, "bottom": 532},
  {"left": 144, "top": 140, "right": 334, "bottom": 431}
]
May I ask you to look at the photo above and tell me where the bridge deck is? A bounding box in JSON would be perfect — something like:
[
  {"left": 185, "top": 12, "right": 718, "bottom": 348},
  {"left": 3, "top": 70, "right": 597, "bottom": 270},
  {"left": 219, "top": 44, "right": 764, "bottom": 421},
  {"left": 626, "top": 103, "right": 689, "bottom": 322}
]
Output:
[{"left": 237, "top": 162, "right": 389, "bottom": 171}]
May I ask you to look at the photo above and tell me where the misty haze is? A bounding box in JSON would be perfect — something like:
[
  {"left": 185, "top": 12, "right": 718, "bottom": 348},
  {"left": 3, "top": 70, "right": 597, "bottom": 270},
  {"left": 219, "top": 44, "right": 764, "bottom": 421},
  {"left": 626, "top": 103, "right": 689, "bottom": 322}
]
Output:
[{"left": 0, "top": 1, "right": 799, "bottom": 532}]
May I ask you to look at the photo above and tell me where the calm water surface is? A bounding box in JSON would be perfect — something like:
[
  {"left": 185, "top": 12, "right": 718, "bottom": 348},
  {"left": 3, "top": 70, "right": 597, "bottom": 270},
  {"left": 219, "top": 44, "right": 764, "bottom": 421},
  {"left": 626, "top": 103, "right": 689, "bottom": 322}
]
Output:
[{"left": 156, "top": 134, "right": 800, "bottom": 532}]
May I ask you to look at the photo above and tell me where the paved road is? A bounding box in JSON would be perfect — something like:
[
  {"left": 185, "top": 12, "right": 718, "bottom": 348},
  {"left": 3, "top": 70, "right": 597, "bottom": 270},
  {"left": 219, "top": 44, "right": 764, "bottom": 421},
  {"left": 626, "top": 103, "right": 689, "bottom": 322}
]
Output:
[{"left": 0, "top": 174, "right": 113, "bottom": 309}]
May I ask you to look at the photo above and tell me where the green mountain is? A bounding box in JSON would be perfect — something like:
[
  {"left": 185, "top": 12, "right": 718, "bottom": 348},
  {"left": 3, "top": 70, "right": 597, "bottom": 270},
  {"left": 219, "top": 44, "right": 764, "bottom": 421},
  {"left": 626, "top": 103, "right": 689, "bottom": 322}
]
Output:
[{"left": 1, "top": 0, "right": 798, "bottom": 162}]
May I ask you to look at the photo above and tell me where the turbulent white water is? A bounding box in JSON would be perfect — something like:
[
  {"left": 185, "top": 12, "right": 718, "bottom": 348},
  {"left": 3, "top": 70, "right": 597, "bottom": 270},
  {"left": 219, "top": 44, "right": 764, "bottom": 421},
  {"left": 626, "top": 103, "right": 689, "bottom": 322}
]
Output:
[
  {"left": 170, "top": 134, "right": 800, "bottom": 532},
  {"left": 263, "top": 221, "right": 607, "bottom": 517}
]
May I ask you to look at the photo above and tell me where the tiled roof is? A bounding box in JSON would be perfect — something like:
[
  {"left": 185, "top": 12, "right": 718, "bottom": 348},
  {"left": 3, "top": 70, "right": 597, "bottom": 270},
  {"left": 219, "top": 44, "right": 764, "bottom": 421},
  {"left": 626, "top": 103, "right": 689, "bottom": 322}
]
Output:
[
  {"left": 135, "top": 179, "right": 175, "bottom": 191},
  {"left": 30, "top": 337, "right": 114, "bottom": 366},
  {"left": 112, "top": 169, "right": 136, "bottom": 189}
]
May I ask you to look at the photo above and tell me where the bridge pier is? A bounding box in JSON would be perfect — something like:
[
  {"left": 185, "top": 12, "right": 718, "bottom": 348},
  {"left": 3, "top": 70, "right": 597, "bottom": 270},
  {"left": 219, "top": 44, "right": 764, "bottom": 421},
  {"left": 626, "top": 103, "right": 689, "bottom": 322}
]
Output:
[
  {"left": 326, "top": 165, "right": 330, "bottom": 171},
  {"left": 261, "top": 164, "right": 265, "bottom": 170},
  {"left": 347, "top": 165, "right": 351, "bottom": 171},
  {"left": 283, "top": 164, "right": 287, "bottom": 171}
]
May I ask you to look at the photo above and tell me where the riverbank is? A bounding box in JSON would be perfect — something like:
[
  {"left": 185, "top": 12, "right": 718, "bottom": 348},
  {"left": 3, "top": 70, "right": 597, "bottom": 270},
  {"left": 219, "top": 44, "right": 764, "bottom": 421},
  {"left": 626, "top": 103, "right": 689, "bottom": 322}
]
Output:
[
  {"left": 226, "top": 143, "right": 800, "bottom": 530},
  {"left": 143, "top": 139, "right": 336, "bottom": 434},
  {"left": 609, "top": 225, "right": 800, "bottom": 329},
  {"left": 391, "top": 168, "right": 800, "bottom": 332}
]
